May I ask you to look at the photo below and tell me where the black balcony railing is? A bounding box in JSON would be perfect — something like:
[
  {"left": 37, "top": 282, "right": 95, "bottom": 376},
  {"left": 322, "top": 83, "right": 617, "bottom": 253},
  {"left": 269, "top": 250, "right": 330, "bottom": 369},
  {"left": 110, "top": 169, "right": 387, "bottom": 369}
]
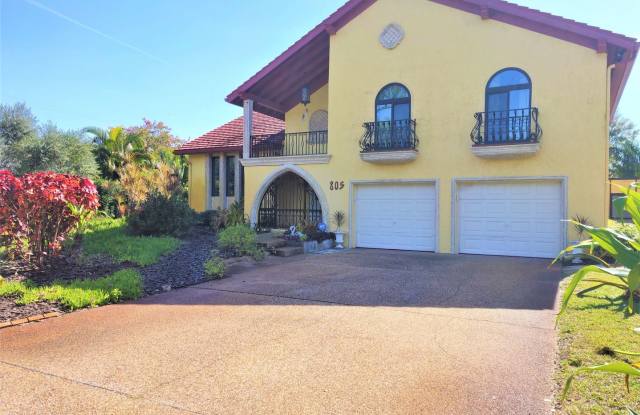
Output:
[
  {"left": 471, "top": 107, "right": 541, "bottom": 145},
  {"left": 250, "top": 131, "right": 328, "bottom": 158},
  {"left": 359, "top": 119, "right": 418, "bottom": 152}
]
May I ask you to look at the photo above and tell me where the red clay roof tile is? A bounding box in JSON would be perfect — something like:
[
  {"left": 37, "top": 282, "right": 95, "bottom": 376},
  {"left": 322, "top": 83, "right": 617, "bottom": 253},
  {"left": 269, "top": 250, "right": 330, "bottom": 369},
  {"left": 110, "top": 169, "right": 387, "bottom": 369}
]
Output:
[{"left": 175, "top": 112, "right": 284, "bottom": 155}]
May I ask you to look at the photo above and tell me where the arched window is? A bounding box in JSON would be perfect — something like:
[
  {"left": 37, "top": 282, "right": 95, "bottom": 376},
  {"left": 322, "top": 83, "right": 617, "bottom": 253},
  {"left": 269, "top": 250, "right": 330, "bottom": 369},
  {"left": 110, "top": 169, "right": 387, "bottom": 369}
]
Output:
[
  {"left": 370, "top": 83, "right": 413, "bottom": 150},
  {"left": 484, "top": 68, "right": 532, "bottom": 142},
  {"left": 375, "top": 83, "right": 411, "bottom": 124}
]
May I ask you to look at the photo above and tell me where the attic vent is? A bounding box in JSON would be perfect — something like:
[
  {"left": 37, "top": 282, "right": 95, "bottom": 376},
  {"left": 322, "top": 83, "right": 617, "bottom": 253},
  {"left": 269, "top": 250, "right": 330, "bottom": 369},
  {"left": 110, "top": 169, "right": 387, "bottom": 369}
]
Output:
[{"left": 379, "top": 23, "right": 404, "bottom": 49}]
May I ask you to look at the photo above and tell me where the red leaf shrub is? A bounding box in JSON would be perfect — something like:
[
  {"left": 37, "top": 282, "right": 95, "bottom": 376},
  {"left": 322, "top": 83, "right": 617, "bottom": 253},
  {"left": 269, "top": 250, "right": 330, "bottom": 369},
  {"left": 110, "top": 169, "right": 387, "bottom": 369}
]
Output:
[{"left": 0, "top": 170, "right": 99, "bottom": 266}]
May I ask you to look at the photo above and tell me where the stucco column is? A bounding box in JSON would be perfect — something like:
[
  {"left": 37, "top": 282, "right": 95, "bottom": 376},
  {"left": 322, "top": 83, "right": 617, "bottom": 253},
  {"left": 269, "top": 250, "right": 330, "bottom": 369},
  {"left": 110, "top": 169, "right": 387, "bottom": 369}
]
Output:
[
  {"left": 243, "top": 99, "right": 253, "bottom": 159},
  {"left": 205, "top": 155, "right": 212, "bottom": 211},
  {"left": 235, "top": 154, "right": 242, "bottom": 205},
  {"left": 220, "top": 153, "right": 227, "bottom": 209}
]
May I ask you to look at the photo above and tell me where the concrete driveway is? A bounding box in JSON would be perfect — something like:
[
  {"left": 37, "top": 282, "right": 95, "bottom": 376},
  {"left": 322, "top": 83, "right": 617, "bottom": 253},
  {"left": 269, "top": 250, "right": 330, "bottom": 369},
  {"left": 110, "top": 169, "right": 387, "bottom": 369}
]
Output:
[{"left": 0, "top": 250, "right": 562, "bottom": 414}]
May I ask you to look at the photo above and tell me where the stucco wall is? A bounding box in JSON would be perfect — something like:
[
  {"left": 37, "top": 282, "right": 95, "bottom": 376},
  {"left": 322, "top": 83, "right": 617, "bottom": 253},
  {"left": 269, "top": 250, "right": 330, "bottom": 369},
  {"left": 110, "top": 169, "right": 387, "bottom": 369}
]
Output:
[
  {"left": 242, "top": 0, "right": 609, "bottom": 252},
  {"left": 285, "top": 84, "right": 328, "bottom": 133},
  {"left": 188, "top": 154, "right": 208, "bottom": 212},
  {"left": 188, "top": 152, "right": 241, "bottom": 212}
]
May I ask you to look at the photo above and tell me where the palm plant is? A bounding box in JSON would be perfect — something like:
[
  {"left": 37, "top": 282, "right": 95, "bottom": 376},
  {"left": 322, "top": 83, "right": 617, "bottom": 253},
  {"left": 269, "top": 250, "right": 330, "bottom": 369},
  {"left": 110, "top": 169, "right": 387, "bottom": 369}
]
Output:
[
  {"left": 332, "top": 210, "right": 345, "bottom": 232},
  {"left": 555, "top": 185, "right": 640, "bottom": 316},
  {"left": 84, "top": 126, "right": 150, "bottom": 178}
]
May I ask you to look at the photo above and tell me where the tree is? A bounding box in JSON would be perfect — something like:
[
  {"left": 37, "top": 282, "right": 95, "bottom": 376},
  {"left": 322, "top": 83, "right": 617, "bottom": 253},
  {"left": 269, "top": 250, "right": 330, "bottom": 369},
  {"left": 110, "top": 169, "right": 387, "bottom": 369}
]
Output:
[
  {"left": 0, "top": 103, "right": 38, "bottom": 170},
  {"left": 83, "top": 126, "right": 149, "bottom": 179},
  {"left": 0, "top": 102, "right": 37, "bottom": 146},
  {"left": 7, "top": 124, "right": 98, "bottom": 178},
  {"left": 609, "top": 116, "right": 640, "bottom": 178}
]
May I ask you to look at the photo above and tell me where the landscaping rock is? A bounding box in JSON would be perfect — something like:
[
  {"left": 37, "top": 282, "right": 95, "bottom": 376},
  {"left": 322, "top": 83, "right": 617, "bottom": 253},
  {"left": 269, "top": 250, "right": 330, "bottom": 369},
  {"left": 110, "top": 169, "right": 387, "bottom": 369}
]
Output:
[{"left": 140, "top": 225, "right": 218, "bottom": 294}]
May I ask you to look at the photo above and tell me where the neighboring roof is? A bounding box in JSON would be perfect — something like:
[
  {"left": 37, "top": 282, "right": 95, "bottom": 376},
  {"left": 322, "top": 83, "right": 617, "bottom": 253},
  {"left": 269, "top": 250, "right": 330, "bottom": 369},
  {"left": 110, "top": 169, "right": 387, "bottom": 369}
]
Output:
[
  {"left": 226, "top": 0, "right": 638, "bottom": 118},
  {"left": 174, "top": 112, "right": 284, "bottom": 155}
]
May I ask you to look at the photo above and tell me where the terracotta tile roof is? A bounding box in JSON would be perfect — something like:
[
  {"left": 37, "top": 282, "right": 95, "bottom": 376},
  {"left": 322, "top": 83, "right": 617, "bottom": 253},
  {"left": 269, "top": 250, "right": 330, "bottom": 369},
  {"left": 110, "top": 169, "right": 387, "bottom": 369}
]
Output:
[{"left": 175, "top": 112, "right": 284, "bottom": 155}]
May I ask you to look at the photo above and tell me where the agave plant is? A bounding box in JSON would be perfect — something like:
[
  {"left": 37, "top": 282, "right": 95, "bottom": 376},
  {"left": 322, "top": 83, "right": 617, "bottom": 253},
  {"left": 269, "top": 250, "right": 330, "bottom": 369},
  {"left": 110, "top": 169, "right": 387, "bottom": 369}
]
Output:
[
  {"left": 557, "top": 184, "right": 640, "bottom": 407},
  {"left": 555, "top": 185, "right": 640, "bottom": 315}
]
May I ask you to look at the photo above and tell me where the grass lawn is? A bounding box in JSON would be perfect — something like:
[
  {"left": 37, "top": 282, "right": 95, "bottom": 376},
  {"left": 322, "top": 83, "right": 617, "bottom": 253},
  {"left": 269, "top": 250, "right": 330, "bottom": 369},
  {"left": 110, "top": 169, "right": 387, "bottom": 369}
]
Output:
[
  {"left": 557, "top": 278, "right": 640, "bottom": 414},
  {"left": 0, "top": 269, "right": 143, "bottom": 310},
  {"left": 82, "top": 217, "right": 181, "bottom": 266}
]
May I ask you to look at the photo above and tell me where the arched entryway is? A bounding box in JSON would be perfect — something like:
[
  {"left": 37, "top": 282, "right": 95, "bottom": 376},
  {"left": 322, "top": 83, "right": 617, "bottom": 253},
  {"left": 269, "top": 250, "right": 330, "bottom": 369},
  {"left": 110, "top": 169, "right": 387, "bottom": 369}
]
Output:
[
  {"left": 250, "top": 165, "right": 329, "bottom": 229},
  {"left": 258, "top": 173, "right": 321, "bottom": 228}
]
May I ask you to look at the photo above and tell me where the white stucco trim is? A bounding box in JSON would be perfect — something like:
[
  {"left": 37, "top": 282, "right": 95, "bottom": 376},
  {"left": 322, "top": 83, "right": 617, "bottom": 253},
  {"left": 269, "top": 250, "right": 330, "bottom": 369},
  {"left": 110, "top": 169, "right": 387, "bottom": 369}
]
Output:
[
  {"left": 348, "top": 179, "right": 440, "bottom": 252},
  {"left": 241, "top": 154, "right": 331, "bottom": 167},
  {"left": 249, "top": 164, "right": 330, "bottom": 227},
  {"left": 360, "top": 150, "right": 418, "bottom": 164},
  {"left": 450, "top": 176, "right": 568, "bottom": 255},
  {"left": 471, "top": 142, "right": 540, "bottom": 158}
]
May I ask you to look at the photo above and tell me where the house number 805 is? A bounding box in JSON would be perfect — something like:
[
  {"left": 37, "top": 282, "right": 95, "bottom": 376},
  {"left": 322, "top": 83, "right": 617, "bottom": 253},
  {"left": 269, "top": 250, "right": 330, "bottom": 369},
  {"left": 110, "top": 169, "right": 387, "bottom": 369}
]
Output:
[{"left": 330, "top": 181, "right": 345, "bottom": 191}]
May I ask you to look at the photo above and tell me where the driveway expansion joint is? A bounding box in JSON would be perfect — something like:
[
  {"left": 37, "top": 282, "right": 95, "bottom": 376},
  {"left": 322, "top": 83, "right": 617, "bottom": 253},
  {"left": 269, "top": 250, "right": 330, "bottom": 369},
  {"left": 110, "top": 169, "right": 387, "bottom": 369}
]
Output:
[{"left": 0, "top": 360, "right": 206, "bottom": 415}]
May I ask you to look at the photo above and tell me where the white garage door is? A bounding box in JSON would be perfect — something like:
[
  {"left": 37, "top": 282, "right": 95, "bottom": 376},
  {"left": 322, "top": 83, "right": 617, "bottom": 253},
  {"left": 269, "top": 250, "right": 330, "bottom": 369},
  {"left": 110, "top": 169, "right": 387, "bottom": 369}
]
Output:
[
  {"left": 458, "top": 181, "right": 563, "bottom": 258},
  {"left": 355, "top": 183, "right": 436, "bottom": 251}
]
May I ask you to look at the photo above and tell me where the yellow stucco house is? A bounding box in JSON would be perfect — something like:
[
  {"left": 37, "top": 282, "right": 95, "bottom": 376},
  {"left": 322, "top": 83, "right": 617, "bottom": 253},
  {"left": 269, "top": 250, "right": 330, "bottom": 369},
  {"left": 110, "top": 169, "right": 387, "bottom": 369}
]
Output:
[{"left": 177, "top": 0, "right": 638, "bottom": 258}]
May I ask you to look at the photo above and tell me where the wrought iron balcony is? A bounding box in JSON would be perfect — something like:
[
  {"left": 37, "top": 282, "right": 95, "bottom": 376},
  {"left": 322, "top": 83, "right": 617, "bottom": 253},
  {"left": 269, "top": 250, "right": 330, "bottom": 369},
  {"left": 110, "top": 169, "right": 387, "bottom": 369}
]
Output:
[
  {"left": 471, "top": 107, "right": 541, "bottom": 146},
  {"left": 359, "top": 119, "right": 418, "bottom": 153},
  {"left": 250, "top": 131, "right": 328, "bottom": 158}
]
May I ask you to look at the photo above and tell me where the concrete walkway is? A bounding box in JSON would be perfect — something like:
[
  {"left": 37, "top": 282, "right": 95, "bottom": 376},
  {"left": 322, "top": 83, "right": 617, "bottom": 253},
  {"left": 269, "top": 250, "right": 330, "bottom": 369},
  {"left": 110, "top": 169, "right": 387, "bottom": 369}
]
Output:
[{"left": 0, "top": 250, "right": 562, "bottom": 414}]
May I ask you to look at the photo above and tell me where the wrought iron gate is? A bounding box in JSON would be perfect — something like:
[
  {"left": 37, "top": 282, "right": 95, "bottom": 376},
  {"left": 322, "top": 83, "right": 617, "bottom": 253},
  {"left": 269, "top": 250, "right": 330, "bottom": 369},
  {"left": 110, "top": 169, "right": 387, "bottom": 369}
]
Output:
[{"left": 258, "top": 173, "right": 322, "bottom": 228}]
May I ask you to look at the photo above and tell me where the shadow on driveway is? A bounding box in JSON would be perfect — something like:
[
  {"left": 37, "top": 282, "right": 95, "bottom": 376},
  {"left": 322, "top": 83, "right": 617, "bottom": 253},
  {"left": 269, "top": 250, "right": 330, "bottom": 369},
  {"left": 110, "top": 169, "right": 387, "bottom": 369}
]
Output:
[{"left": 139, "top": 249, "right": 563, "bottom": 311}]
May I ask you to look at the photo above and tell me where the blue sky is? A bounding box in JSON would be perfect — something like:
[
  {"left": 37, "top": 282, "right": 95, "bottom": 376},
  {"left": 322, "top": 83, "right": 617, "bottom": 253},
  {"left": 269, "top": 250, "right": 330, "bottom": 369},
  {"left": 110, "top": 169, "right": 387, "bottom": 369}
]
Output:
[{"left": 1, "top": 0, "right": 638, "bottom": 140}]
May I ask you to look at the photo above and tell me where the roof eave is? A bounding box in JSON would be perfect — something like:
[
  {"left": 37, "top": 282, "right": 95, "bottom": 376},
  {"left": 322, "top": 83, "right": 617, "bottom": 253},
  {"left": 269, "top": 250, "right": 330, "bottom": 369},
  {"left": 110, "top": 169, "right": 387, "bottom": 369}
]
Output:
[
  {"left": 610, "top": 44, "right": 639, "bottom": 116},
  {"left": 225, "top": 0, "right": 376, "bottom": 111},
  {"left": 174, "top": 145, "right": 243, "bottom": 156}
]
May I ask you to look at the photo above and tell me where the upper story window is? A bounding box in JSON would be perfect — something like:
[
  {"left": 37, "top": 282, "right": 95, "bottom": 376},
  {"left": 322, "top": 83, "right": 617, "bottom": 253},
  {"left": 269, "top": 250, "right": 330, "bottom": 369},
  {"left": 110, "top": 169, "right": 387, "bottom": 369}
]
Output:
[
  {"left": 365, "top": 83, "right": 416, "bottom": 152},
  {"left": 484, "top": 68, "right": 533, "bottom": 143},
  {"left": 485, "top": 68, "right": 531, "bottom": 113},
  {"left": 375, "top": 83, "right": 411, "bottom": 124}
]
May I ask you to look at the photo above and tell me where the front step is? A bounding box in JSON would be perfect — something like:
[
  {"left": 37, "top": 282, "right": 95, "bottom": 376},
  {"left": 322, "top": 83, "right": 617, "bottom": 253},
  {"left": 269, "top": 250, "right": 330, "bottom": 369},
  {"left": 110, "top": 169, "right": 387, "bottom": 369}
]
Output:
[
  {"left": 257, "top": 238, "right": 288, "bottom": 251},
  {"left": 274, "top": 246, "right": 304, "bottom": 257}
]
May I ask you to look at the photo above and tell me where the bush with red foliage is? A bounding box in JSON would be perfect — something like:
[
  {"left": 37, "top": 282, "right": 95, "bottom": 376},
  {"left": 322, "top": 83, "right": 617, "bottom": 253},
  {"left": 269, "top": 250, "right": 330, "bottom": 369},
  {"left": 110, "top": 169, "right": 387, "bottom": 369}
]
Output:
[{"left": 0, "top": 170, "right": 99, "bottom": 266}]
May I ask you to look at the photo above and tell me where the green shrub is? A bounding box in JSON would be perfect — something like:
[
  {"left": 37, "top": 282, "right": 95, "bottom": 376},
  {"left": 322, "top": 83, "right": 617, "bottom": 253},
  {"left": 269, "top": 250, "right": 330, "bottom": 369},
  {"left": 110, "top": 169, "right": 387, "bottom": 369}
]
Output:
[
  {"left": 610, "top": 220, "right": 640, "bottom": 240},
  {"left": 128, "top": 192, "right": 194, "bottom": 236},
  {"left": 226, "top": 201, "right": 246, "bottom": 226},
  {"left": 218, "top": 224, "right": 262, "bottom": 258},
  {"left": 204, "top": 255, "right": 225, "bottom": 280},
  {"left": 196, "top": 209, "right": 228, "bottom": 231}
]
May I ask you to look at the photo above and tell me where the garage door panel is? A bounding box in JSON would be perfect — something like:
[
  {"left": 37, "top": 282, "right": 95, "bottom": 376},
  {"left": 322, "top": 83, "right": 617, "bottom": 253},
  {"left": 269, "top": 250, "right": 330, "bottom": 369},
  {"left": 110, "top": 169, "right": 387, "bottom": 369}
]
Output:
[
  {"left": 355, "top": 183, "right": 436, "bottom": 251},
  {"left": 458, "top": 181, "right": 563, "bottom": 258}
]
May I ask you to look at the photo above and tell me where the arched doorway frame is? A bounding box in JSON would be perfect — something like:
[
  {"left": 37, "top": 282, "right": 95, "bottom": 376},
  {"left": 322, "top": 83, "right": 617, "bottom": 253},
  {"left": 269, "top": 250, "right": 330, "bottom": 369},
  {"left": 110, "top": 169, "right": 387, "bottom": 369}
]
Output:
[{"left": 250, "top": 164, "right": 329, "bottom": 227}]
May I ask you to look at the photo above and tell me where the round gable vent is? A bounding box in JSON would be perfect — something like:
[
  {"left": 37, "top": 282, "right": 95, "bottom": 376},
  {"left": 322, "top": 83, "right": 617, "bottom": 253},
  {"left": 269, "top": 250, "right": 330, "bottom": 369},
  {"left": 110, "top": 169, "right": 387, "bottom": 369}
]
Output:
[{"left": 379, "top": 23, "right": 404, "bottom": 49}]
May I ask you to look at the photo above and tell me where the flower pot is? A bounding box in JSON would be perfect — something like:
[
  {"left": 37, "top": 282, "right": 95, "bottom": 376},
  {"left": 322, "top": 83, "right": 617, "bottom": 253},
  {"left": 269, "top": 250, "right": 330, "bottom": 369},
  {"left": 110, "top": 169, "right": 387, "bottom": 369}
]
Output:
[
  {"left": 570, "top": 240, "right": 583, "bottom": 264},
  {"left": 302, "top": 240, "right": 318, "bottom": 253},
  {"left": 335, "top": 232, "right": 345, "bottom": 249},
  {"left": 319, "top": 239, "right": 334, "bottom": 250}
]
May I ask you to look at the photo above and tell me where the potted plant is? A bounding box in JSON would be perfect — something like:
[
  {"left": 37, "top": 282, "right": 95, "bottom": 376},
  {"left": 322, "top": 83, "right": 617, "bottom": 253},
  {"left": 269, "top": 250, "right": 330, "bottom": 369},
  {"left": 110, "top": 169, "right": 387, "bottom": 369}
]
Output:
[
  {"left": 332, "top": 211, "right": 346, "bottom": 249},
  {"left": 570, "top": 214, "right": 591, "bottom": 264}
]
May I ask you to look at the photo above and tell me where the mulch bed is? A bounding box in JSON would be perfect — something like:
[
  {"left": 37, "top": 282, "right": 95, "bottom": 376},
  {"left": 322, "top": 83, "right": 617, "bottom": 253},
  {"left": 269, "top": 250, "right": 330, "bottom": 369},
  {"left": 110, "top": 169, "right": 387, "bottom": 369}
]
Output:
[
  {"left": 0, "top": 296, "right": 63, "bottom": 323},
  {"left": 0, "top": 225, "right": 219, "bottom": 324},
  {"left": 0, "top": 243, "right": 131, "bottom": 285}
]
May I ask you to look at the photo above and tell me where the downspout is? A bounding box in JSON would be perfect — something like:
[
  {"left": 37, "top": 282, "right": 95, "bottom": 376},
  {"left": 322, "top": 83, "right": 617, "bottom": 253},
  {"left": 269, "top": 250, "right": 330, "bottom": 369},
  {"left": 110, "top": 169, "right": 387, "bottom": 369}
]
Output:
[{"left": 605, "top": 63, "right": 615, "bottom": 224}]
